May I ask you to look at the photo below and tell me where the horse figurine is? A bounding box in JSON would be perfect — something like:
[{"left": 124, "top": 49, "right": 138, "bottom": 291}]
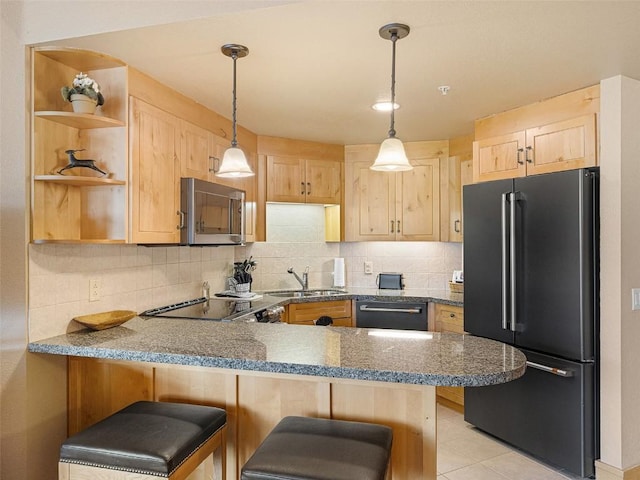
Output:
[{"left": 58, "top": 149, "right": 108, "bottom": 176}]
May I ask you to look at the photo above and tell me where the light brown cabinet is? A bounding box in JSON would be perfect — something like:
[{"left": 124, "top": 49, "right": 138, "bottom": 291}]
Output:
[
  {"left": 432, "top": 303, "right": 465, "bottom": 407},
  {"left": 129, "top": 97, "right": 181, "bottom": 244},
  {"left": 286, "top": 300, "right": 352, "bottom": 326},
  {"left": 344, "top": 142, "right": 445, "bottom": 242},
  {"left": 266, "top": 155, "right": 341, "bottom": 204},
  {"left": 31, "top": 47, "right": 128, "bottom": 243},
  {"left": 473, "top": 115, "right": 597, "bottom": 183},
  {"left": 473, "top": 85, "right": 600, "bottom": 183},
  {"left": 444, "top": 134, "right": 474, "bottom": 243}
]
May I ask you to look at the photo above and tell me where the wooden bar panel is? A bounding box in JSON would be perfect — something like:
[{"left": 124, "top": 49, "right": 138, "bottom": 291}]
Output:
[
  {"left": 67, "top": 357, "right": 153, "bottom": 435},
  {"left": 154, "top": 366, "right": 237, "bottom": 480},
  {"left": 331, "top": 381, "right": 437, "bottom": 480},
  {"left": 237, "top": 375, "right": 331, "bottom": 470}
]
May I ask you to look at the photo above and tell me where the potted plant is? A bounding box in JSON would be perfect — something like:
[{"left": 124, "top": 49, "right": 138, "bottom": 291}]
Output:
[{"left": 61, "top": 72, "right": 105, "bottom": 114}]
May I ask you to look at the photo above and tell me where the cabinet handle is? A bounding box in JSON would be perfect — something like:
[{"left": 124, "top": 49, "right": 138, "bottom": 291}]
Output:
[
  {"left": 208, "top": 156, "right": 219, "bottom": 173},
  {"left": 176, "top": 210, "right": 185, "bottom": 230},
  {"left": 307, "top": 182, "right": 311, "bottom": 195},
  {"left": 390, "top": 220, "right": 395, "bottom": 233},
  {"left": 525, "top": 146, "right": 533, "bottom": 163},
  {"left": 397, "top": 220, "right": 401, "bottom": 233},
  {"left": 517, "top": 148, "right": 524, "bottom": 165},
  {"left": 450, "top": 313, "right": 456, "bottom": 318},
  {"left": 454, "top": 219, "right": 461, "bottom": 233},
  {"left": 301, "top": 182, "right": 305, "bottom": 195}
]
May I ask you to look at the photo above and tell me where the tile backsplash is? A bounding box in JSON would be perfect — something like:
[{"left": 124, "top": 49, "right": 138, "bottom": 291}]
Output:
[
  {"left": 28, "top": 204, "right": 462, "bottom": 340},
  {"left": 28, "top": 244, "right": 235, "bottom": 341}
]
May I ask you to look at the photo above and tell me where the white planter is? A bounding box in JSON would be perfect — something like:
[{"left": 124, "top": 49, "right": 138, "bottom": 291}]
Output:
[{"left": 70, "top": 94, "right": 97, "bottom": 114}]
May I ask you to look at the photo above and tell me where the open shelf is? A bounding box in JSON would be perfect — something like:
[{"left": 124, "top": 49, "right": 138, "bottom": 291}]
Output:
[
  {"left": 35, "top": 111, "right": 124, "bottom": 129},
  {"left": 32, "top": 239, "right": 126, "bottom": 245},
  {"left": 34, "top": 175, "right": 126, "bottom": 187}
]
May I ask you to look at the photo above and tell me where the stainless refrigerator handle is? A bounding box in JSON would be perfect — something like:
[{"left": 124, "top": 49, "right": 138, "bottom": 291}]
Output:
[
  {"left": 510, "top": 191, "right": 518, "bottom": 332},
  {"left": 359, "top": 305, "right": 422, "bottom": 314},
  {"left": 526, "top": 361, "right": 574, "bottom": 378},
  {"left": 501, "top": 192, "right": 510, "bottom": 330}
]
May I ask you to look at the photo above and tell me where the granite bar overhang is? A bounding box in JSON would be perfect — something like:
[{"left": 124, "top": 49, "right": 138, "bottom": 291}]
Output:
[{"left": 29, "top": 317, "right": 525, "bottom": 387}]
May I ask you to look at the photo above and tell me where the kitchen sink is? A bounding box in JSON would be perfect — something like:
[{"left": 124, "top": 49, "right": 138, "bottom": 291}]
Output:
[{"left": 267, "top": 289, "right": 347, "bottom": 298}]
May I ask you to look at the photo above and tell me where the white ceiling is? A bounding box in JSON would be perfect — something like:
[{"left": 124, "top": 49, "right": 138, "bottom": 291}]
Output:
[{"left": 42, "top": 1, "right": 640, "bottom": 146}]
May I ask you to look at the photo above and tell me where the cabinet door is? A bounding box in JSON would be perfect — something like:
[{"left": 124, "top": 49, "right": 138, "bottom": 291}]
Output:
[
  {"left": 304, "top": 159, "right": 341, "bottom": 204},
  {"left": 433, "top": 304, "right": 465, "bottom": 406},
  {"left": 130, "top": 97, "right": 181, "bottom": 243},
  {"left": 266, "top": 155, "right": 305, "bottom": 202},
  {"left": 396, "top": 158, "right": 440, "bottom": 241},
  {"left": 180, "top": 120, "right": 211, "bottom": 181},
  {"left": 473, "top": 131, "right": 526, "bottom": 182},
  {"left": 344, "top": 160, "right": 395, "bottom": 241},
  {"left": 288, "top": 300, "right": 352, "bottom": 326},
  {"left": 525, "top": 113, "right": 597, "bottom": 176}
]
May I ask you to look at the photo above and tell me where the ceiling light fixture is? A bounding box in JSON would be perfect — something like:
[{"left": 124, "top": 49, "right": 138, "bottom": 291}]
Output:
[
  {"left": 216, "top": 44, "right": 254, "bottom": 178},
  {"left": 370, "top": 23, "right": 412, "bottom": 172},
  {"left": 372, "top": 101, "right": 400, "bottom": 112}
]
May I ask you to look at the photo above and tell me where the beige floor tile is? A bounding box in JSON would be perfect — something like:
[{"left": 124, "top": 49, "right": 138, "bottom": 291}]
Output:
[
  {"left": 482, "top": 452, "right": 574, "bottom": 480},
  {"left": 443, "top": 463, "right": 512, "bottom": 480},
  {"left": 437, "top": 441, "right": 477, "bottom": 474}
]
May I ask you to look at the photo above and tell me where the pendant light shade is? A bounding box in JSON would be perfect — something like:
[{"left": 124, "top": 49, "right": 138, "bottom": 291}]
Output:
[
  {"left": 371, "top": 23, "right": 413, "bottom": 172},
  {"left": 371, "top": 137, "right": 412, "bottom": 171},
  {"left": 216, "top": 44, "right": 254, "bottom": 178}
]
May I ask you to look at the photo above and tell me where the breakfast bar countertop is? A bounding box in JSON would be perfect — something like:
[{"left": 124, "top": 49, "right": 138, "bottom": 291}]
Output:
[{"left": 28, "top": 316, "right": 525, "bottom": 387}]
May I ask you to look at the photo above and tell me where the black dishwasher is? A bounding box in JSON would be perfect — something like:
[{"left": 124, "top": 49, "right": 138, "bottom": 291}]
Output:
[{"left": 355, "top": 301, "right": 428, "bottom": 331}]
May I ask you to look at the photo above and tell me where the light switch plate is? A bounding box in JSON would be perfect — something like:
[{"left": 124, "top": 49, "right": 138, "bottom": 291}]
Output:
[
  {"left": 364, "top": 261, "right": 373, "bottom": 275},
  {"left": 633, "top": 288, "right": 640, "bottom": 311}
]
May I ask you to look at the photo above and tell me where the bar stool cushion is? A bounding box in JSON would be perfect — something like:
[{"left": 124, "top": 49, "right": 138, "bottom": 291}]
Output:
[
  {"left": 241, "top": 416, "right": 392, "bottom": 480},
  {"left": 60, "top": 401, "right": 226, "bottom": 477}
]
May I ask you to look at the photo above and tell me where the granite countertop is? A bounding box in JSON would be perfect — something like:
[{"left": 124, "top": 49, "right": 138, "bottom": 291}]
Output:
[
  {"left": 29, "top": 316, "right": 525, "bottom": 387},
  {"left": 260, "top": 288, "right": 463, "bottom": 307}
]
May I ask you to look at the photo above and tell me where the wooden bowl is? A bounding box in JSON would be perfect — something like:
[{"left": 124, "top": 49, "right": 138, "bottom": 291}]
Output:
[{"left": 73, "top": 310, "right": 137, "bottom": 330}]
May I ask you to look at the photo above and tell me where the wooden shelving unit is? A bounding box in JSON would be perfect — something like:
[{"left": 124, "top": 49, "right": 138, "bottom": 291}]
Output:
[
  {"left": 34, "top": 111, "right": 125, "bottom": 129},
  {"left": 31, "top": 47, "right": 128, "bottom": 243}
]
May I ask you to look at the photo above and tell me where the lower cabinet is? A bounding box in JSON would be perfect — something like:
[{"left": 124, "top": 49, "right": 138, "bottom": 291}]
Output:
[
  {"left": 432, "top": 303, "right": 465, "bottom": 407},
  {"left": 286, "top": 300, "right": 352, "bottom": 327}
]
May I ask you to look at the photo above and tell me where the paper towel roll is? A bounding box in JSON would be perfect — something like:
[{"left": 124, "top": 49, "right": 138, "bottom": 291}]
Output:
[{"left": 333, "top": 257, "right": 345, "bottom": 288}]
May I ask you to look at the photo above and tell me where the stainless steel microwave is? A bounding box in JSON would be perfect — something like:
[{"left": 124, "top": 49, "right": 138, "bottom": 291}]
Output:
[{"left": 180, "top": 177, "right": 245, "bottom": 246}]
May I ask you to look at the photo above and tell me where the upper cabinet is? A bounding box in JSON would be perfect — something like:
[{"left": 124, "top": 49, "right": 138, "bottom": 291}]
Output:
[
  {"left": 444, "top": 134, "right": 474, "bottom": 243},
  {"left": 473, "top": 85, "right": 599, "bottom": 183},
  {"left": 31, "top": 47, "right": 128, "bottom": 243},
  {"left": 344, "top": 141, "right": 446, "bottom": 242},
  {"left": 129, "top": 98, "right": 181, "bottom": 244},
  {"left": 266, "top": 156, "right": 341, "bottom": 204}
]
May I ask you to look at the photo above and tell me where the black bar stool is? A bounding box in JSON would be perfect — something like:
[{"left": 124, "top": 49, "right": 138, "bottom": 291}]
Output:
[
  {"left": 59, "top": 400, "right": 227, "bottom": 479},
  {"left": 241, "top": 416, "right": 392, "bottom": 480}
]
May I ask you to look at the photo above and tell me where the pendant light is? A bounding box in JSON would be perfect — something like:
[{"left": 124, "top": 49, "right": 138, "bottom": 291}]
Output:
[
  {"left": 216, "top": 44, "right": 254, "bottom": 178},
  {"left": 370, "top": 23, "right": 413, "bottom": 172}
]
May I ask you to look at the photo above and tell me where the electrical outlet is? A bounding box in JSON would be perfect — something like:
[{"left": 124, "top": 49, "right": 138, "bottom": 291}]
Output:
[
  {"left": 364, "top": 261, "right": 373, "bottom": 275},
  {"left": 89, "top": 278, "right": 101, "bottom": 302}
]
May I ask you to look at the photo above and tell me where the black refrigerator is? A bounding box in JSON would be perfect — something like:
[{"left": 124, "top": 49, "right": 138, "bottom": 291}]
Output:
[{"left": 463, "top": 168, "right": 599, "bottom": 478}]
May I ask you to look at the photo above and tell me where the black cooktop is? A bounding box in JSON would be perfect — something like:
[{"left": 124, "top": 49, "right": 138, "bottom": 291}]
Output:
[{"left": 140, "top": 297, "right": 273, "bottom": 321}]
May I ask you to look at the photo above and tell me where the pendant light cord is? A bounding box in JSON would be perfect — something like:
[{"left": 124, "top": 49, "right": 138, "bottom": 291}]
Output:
[
  {"left": 231, "top": 51, "right": 239, "bottom": 148},
  {"left": 388, "top": 31, "right": 398, "bottom": 139}
]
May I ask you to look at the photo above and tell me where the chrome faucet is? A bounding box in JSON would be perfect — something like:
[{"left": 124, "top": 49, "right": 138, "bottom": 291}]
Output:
[{"left": 288, "top": 266, "right": 309, "bottom": 290}]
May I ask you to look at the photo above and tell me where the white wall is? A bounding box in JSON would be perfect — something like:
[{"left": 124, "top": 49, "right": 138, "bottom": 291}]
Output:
[{"left": 599, "top": 75, "right": 640, "bottom": 470}]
